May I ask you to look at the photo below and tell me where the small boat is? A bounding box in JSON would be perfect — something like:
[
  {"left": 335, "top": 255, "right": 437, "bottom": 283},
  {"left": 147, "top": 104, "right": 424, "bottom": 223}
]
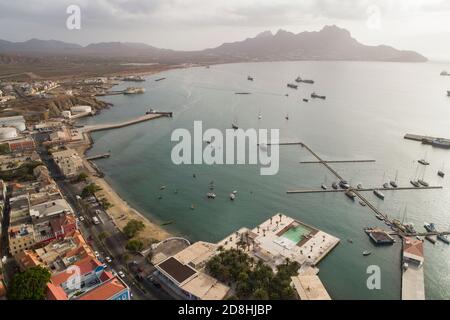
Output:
[
  {"left": 356, "top": 184, "right": 363, "bottom": 190},
  {"left": 339, "top": 180, "right": 350, "bottom": 189},
  {"left": 383, "top": 183, "right": 390, "bottom": 189},
  {"left": 232, "top": 124, "right": 239, "bottom": 130},
  {"left": 206, "top": 192, "right": 216, "bottom": 199},
  {"left": 247, "top": 76, "right": 254, "bottom": 81},
  {"left": 332, "top": 182, "right": 338, "bottom": 190},
  {"left": 359, "top": 201, "right": 366, "bottom": 207},
  {"left": 311, "top": 92, "right": 326, "bottom": 99},
  {"left": 258, "top": 113, "right": 262, "bottom": 119},
  {"left": 295, "top": 77, "right": 302, "bottom": 83},
  {"left": 418, "top": 179, "right": 429, "bottom": 187},
  {"left": 424, "top": 222, "right": 436, "bottom": 233},
  {"left": 287, "top": 83, "right": 298, "bottom": 89},
  {"left": 321, "top": 184, "right": 327, "bottom": 190},
  {"left": 190, "top": 204, "right": 195, "bottom": 210},
  {"left": 232, "top": 190, "right": 237, "bottom": 195},
  {"left": 345, "top": 190, "right": 356, "bottom": 200},
  {"left": 418, "top": 159, "right": 430, "bottom": 165},
  {"left": 155, "top": 77, "right": 166, "bottom": 82},
  {"left": 362, "top": 251, "right": 372, "bottom": 256},
  {"left": 438, "top": 170, "right": 445, "bottom": 178},
  {"left": 438, "top": 234, "right": 450, "bottom": 244},
  {"left": 285, "top": 114, "right": 289, "bottom": 120},
  {"left": 425, "top": 235, "right": 437, "bottom": 244},
  {"left": 441, "top": 70, "right": 449, "bottom": 76},
  {"left": 303, "top": 99, "right": 309, "bottom": 102},
  {"left": 410, "top": 180, "right": 420, "bottom": 188},
  {"left": 229, "top": 193, "right": 236, "bottom": 201},
  {"left": 146, "top": 108, "right": 156, "bottom": 114},
  {"left": 347, "top": 239, "right": 353, "bottom": 244},
  {"left": 160, "top": 185, "right": 166, "bottom": 190},
  {"left": 161, "top": 220, "right": 174, "bottom": 226},
  {"left": 373, "top": 189, "right": 385, "bottom": 200},
  {"left": 193, "top": 173, "right": 197, "bottom": 178},
  {"left": 375, "top": 213, "right": 384, "bottom": 221},
  {"left": 390, "top": 181, "right": 398, "bottom": 188},
  {"left": 235, "top": 92, "right": 252, "bottom": 95}
]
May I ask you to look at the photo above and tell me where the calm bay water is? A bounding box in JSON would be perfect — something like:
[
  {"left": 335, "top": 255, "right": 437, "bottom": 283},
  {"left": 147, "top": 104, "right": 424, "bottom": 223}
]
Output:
[{"left": 79, "top": 61, "right": 450, "bottom": 300}]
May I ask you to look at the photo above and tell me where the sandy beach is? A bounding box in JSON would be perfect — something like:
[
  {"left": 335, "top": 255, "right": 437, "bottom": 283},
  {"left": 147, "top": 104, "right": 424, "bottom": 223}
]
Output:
[{"left": 76, "top": 125, "right": 172, "bottom": 246}]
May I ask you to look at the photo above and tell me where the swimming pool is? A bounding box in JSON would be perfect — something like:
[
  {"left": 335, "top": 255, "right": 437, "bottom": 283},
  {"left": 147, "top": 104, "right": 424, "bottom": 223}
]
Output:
[{"left": 280, "top": 224, "right": 312, "bottom": 244}]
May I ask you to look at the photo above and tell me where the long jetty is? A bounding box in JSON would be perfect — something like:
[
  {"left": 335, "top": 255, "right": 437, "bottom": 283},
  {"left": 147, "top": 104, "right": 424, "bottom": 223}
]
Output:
[
  {"left": 287, "top": 186, "right": 443, "bottom": 194},
  {"left": 81, "top": 112, "right": 173, "bottom": 134}
]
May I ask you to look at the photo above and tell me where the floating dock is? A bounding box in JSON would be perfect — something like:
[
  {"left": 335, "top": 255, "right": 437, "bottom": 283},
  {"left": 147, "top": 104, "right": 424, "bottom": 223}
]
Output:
[{"left": 86, "top": 153, "right": 111, "bottom": 161}]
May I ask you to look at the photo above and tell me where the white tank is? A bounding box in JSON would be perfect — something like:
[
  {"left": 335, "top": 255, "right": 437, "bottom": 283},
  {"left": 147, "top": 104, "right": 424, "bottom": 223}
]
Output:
[
  {"left": 0, "top": 127, "right": 18, "bottom": 140},
  {"left": 61, "top": 110, "right": 72, "bottom": 118},
  {"left": 70, "top": 105, "right": 92, "bottom": 114}
]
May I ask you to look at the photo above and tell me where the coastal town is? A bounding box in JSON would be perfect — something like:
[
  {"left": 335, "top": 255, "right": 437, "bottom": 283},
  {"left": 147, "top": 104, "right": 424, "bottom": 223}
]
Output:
[{"left": 0, "top": 74, "right": 345, "bottom": 301}]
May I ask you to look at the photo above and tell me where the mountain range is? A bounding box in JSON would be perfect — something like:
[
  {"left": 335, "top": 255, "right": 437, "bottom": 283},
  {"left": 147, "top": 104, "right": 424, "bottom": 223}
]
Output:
[{"left": 0, "top": 25, "right": 427, "bottom": 63}]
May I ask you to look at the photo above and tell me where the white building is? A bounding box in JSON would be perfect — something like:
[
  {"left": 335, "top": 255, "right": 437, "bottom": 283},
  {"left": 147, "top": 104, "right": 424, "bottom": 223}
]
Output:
[
  {"left": 0, "top": 127, "right": 18, "bottom": 140},
  {"left": 0, "top": 115, "right": 26, "bottom": 131}
]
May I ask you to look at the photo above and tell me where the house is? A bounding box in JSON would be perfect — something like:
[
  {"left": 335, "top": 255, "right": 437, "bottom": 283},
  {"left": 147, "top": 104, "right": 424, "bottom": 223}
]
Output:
[
  {"left": 46, "top": 257, "right": 130, "bottom": 300},
  {"left": 8, "top": 137, "right": 35, "bottom": 153}
]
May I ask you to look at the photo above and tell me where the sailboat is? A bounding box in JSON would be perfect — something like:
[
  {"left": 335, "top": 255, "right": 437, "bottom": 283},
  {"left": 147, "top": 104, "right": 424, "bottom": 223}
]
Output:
[
  {"left": 410, "top": 162, "right": 420, "bottom": 187},
  {"left": 232, "top": 117, "right": 239, "bottom": 130},
  {"left": 438, "top": 162, "right": 445, "bottom": 178},
  {"left": 418, "top": 151, "right": 430, "bottom": 165},
  {"left": 418, "top": 167, "right": 429, "bottom": 187},
  {"left": 401, "top": 205, "right": 416, "bottom": 234},
  {"left": 374, "top": 172, "right": 385, "bottom": 200},
  {"left": 321, "top": 175, "right": 328, "bottom": 190},
  {"left": 390, "top": 170, "right": 399, "bottom": 188}
]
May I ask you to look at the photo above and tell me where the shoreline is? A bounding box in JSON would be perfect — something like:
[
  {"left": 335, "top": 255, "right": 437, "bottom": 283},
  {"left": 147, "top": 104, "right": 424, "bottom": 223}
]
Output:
[
  {"left": 74, "top": 72, "right": 176, "bottom": 244},
  {"left": 78, "top": 131, "right": 172, "bottom": 245}
]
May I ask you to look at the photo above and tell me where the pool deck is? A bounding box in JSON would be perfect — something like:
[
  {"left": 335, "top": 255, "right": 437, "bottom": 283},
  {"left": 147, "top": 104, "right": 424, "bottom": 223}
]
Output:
[{"left": 217, "top": 214, "right": 340, "bottom": 267}]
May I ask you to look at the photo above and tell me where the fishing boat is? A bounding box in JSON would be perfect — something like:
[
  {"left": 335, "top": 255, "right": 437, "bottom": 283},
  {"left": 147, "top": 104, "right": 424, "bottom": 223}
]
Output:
[
  {"left": 311, "top": 92, "right": 326, "bottom": 99},
  {"left": 339, "top": 180, "right": 350, "bottom": 189},
  {"left": 425, "top": 235, "right": 437, "bottom": 244},
  {"left": 206, "top": 192, "right": 216, "bottom": 199},
  {"left": 373, "top": 189, "right": 385, "bottom": 200},
  {"left": 287, "top": 83, "right": 298, "bottom": 89},
  {"left": 332, "top": 182, "right": 338, "bottom": 190},
  {"left": 362, "top": 251, "right": 372, "bottom": 256},
  {"left": 345, "top": 190, "right": 356, "bottom": 200},
  {"left": 229, "top": 193, "right": 236, "bottom": 201}
]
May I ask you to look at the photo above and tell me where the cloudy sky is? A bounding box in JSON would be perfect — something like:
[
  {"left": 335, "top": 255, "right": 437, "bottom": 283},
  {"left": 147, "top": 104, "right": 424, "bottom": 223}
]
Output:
[{"left": 1, "top": 0, "right": 450, "bottom": 60}]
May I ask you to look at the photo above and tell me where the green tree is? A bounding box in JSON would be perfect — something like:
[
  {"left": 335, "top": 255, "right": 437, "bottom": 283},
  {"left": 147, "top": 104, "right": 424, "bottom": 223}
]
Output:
[
  {"left": 7, "top": 266, "right": 51, "bottom": 300},
  {"left": 81, "top": 183, "right": 102, "bottom": 198},
  {"left": 75, "top": 172, "right": 88, "bottom": 183},
  {"left": 123, "top": 219, "right": 145, "bottom": 239},
  {"left": 98, "top": 231, "right": 110, "bottom": 242},
  {"left": 126, "top": 239, "right": 144, "bottom": 253},
  {"left": 99, "top": 197, "right": 113, "bottom": 210}
]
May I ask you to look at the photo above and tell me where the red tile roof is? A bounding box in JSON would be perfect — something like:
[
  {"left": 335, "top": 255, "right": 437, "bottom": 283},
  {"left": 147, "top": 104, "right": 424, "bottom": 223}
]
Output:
[
  {"left": 50, "top": 257, "right": 103, "bottom": 286},
  {"left": 78, "top": 278, "right": 127, "bottom": 300},
  {"left": 403, "top": 237, "right": 424, "bottom": 258},
  {"left": 46, "top": 283, "right": 68, "bottom": 300}
]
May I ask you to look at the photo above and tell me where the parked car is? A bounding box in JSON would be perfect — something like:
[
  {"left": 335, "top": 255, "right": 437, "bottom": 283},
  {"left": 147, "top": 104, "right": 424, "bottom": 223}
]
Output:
[
  {"left": 105, "top": 256, "right": 112, "bottom": 263},
  {"left": 94, "top": 251, "right": 100, "bottom": 258},
  {"left": 79, "top": 216, "right": 85, "bottom": 222},
  {"left": 118, "top": 271, "right": 125, "bottom": 278}
]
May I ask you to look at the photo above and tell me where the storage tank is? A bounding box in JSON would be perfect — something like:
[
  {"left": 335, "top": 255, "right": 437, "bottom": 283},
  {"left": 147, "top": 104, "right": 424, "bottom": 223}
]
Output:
[
  {"left": 61, "top": 110, "right": 72, "bottom": 119},
  {"left": 0, "top": 127, "right": 18, "bottom": 140},
  {"left": 70, "top": 105, "right": 92, "bottom": 114}
]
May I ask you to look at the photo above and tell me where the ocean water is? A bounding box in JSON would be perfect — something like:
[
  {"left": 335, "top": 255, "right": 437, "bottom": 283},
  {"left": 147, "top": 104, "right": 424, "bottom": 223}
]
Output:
[{"left": 79, "top": 61, "right": 450, "bottom": 300}]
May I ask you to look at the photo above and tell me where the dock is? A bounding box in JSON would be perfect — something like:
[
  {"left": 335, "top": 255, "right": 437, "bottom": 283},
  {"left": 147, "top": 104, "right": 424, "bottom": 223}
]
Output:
[
  {"left": 401, "top": 237, "right": 425, "bottom": 300},
  {"left": 86, "top": 153, "right": 111, "bottom": 161},
  {"left": 300, "top": 160, "right": 375, "bottom": 164},
  {"left": 287, "top": 186, "right": 443, "bottom": 194},
  {"left": 404, "top": 133, "right": 450, "bottom": 148},
  {"left": 81, "top": 112, "right": 173, "bottom": 134}
]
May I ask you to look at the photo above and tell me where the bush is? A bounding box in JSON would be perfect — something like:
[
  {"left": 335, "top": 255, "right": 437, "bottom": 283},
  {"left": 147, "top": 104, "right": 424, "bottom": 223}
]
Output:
[
  {"left": 0, "top": 161, "right": 43, "bottom": 182},
  {"left": 126, "top": 239, "right": 144, "bottom": 253},
  {"left": 123, "top": 219, "right": 145, "bottom": 239},
  {"left": 7, "top": 266, "right": 51, "bottom": 300},
  {"left": 75, "top": 172, "right": 88, "bottom": 183},
  {"left": 99, "top": 197, "right": 113, "bottom": 210},
  {"left": 0, "top": 143, "right": 10, "bottom": 155}
]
